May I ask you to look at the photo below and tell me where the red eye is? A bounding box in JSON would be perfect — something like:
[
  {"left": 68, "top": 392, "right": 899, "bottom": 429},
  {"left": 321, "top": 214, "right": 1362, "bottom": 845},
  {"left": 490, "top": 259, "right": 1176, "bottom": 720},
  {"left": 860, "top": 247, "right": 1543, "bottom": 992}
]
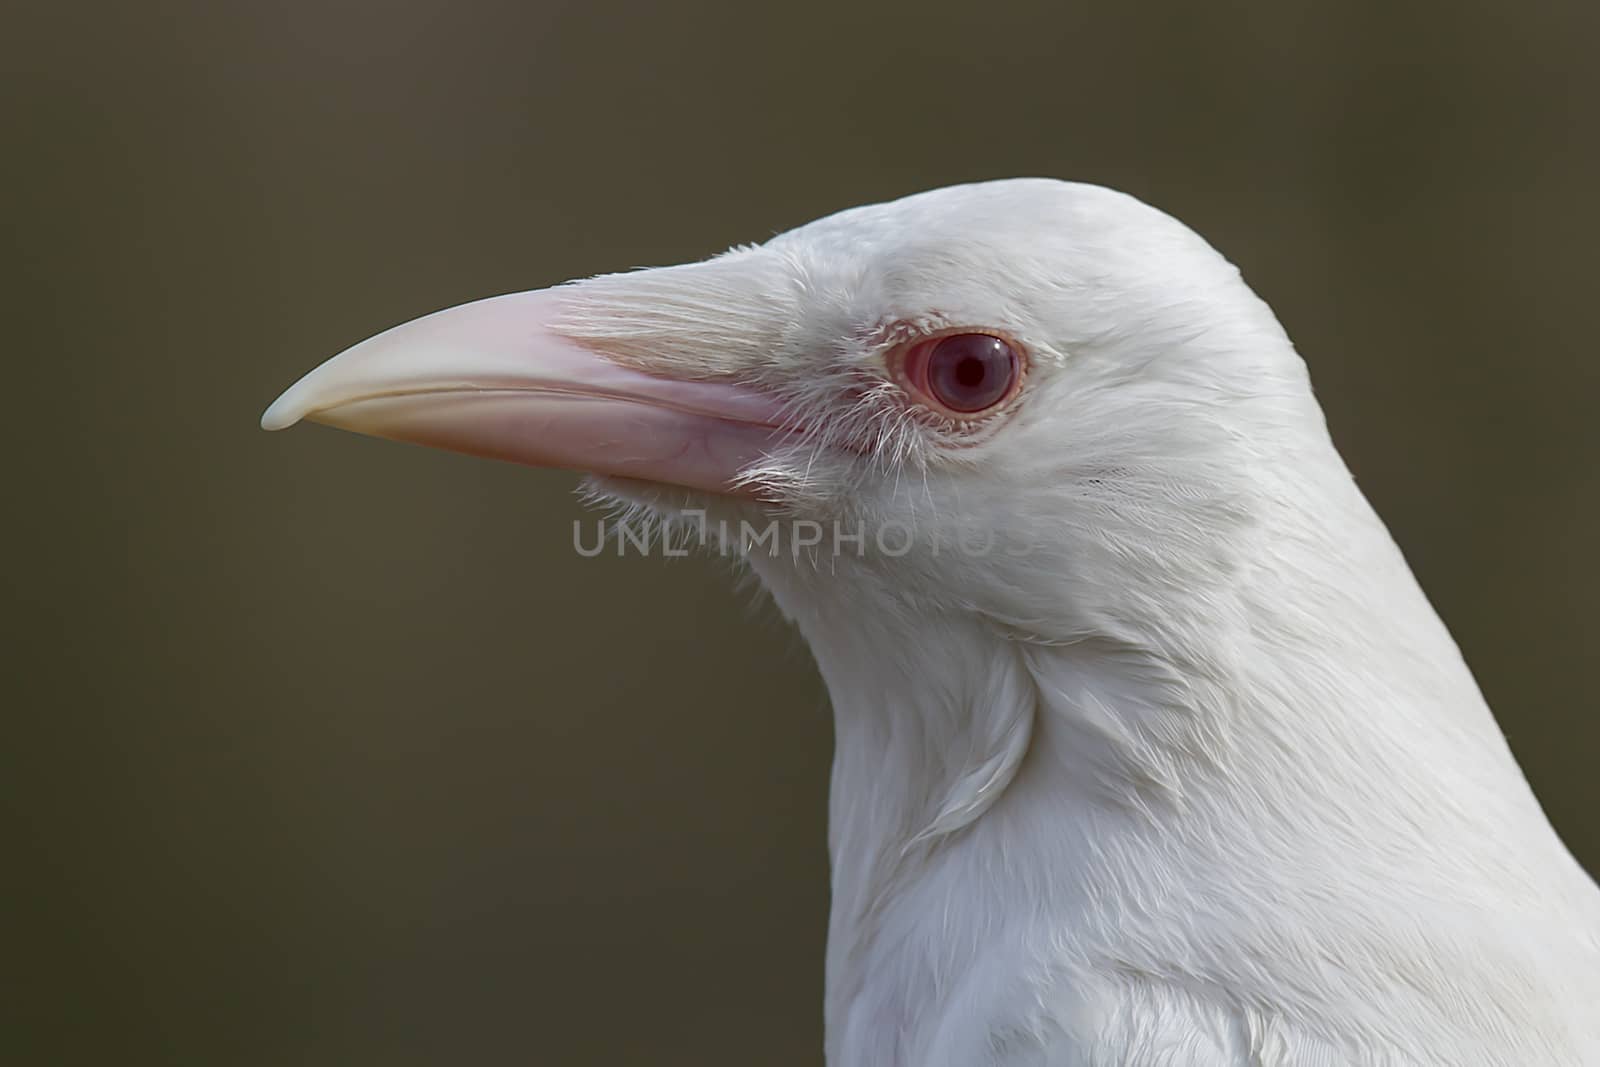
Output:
[{"left": 898, "top": 332, "right": 1022, "bottom": 416}]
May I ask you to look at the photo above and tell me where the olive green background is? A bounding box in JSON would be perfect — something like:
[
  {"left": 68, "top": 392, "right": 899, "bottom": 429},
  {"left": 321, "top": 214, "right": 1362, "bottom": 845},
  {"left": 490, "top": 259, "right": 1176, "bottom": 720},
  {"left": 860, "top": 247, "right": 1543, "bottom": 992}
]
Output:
[{"left": 7, "top": 1, "right": 1597, "bottom": 1063}]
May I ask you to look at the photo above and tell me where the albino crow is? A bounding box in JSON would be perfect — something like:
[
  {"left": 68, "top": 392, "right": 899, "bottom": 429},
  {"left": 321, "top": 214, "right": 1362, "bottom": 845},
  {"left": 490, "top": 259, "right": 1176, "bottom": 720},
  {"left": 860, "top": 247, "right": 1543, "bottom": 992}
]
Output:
[{"left": 263, "top": 180, "right": 1600, "bottom": 1066}]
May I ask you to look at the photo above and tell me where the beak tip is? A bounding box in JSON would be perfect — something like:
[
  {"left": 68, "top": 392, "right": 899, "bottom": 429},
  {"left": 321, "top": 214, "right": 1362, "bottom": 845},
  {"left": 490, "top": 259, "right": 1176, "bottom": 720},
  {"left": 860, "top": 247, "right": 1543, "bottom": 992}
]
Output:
[{"left": 260, "top": 391, "right": 306, "bottom": 432}]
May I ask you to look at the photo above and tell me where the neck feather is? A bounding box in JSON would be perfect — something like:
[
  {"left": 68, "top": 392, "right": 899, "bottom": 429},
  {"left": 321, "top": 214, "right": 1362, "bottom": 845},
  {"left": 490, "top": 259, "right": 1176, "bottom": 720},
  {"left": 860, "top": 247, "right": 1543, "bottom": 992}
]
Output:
[{"left": 744, "top": 450, "right": 1596, "bottom": 1066}]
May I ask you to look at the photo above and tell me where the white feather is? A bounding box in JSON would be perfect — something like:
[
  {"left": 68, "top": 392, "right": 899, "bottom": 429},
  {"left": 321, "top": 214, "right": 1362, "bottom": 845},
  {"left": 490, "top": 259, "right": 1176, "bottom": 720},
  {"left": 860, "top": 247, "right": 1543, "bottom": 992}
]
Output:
[{"left": 571, "top": 180, "right": 1600, "bottom": 1066}]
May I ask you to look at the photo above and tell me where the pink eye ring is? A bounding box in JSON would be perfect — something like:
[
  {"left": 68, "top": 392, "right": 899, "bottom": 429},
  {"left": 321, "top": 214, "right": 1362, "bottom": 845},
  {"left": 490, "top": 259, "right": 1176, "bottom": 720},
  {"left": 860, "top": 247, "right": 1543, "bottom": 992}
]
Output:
[{"left": 894, "top": 331, "right": 1024, "bottom": 417}]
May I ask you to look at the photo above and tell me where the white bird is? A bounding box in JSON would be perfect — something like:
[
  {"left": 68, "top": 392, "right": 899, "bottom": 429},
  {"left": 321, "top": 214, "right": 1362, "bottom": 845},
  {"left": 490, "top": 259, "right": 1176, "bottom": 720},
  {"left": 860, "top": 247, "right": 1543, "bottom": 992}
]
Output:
[{"left": 263, "top": 179, "right": 1600, "bottom": 1066}]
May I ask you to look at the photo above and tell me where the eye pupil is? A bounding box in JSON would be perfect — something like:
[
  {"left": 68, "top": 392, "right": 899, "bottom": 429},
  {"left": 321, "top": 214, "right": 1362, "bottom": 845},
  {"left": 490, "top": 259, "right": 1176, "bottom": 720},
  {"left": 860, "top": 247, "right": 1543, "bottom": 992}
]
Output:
[{"left": 921, "top": 333, "right": 1018, "bottom": 414}]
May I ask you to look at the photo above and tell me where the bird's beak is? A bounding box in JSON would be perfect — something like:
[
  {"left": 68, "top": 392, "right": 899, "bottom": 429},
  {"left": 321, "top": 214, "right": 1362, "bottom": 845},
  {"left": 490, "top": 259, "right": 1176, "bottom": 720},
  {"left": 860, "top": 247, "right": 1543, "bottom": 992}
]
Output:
[{"left": 260, "top": 286, "right": 790, "bottom": 496}]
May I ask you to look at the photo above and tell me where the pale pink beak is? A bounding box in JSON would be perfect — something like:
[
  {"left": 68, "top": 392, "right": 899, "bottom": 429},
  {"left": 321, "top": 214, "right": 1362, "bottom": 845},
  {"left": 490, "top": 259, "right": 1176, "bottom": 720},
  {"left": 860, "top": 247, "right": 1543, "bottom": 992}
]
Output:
[{"left": 260, "top": 287, "right": 791, "bottom": 495}]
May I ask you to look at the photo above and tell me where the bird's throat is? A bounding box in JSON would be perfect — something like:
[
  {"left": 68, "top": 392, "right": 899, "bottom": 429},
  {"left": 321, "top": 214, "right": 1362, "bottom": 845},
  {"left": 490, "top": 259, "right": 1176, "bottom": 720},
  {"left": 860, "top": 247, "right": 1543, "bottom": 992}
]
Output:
[{"left": 742, "top": 554, "right": 1049, "bottom": 1063}]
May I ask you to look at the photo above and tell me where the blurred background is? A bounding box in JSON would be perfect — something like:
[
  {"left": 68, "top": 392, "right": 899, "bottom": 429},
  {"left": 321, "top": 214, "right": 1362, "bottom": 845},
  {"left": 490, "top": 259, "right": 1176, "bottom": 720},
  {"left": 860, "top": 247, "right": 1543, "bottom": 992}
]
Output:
[{"left": 6, "top": 1, "right": 1597, "bottom": 1063}]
